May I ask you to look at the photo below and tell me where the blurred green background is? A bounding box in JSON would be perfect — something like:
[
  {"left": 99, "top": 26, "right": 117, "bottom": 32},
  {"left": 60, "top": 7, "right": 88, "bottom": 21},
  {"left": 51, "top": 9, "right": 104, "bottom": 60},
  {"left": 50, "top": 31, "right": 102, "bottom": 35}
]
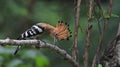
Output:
[{"left": 0, "top": 0, "right": 119, "bottom": 67}]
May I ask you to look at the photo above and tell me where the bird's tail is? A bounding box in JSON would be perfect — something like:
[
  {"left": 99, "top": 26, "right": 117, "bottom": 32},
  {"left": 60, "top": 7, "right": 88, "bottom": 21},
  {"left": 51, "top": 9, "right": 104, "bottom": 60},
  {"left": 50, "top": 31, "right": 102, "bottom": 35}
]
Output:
[
  {"left": 54, "top": 21, "right": 72, "bottom": 40},
  {"left": 14, "top": 45, "right": 21, "bottom": 55},
  {"left": 14, "top": 37, "right": 23, "bottom": 55}
]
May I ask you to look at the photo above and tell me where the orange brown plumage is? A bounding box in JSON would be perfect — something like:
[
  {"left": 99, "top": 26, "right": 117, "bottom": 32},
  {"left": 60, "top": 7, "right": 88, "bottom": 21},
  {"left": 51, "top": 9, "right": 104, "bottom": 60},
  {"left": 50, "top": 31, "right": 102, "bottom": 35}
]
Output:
[
  {"left": 37, "top": 21, "right": 72, "bottom": 40},
  {"left": 53, "top": 21, "right": 71, "bottom": 40}
]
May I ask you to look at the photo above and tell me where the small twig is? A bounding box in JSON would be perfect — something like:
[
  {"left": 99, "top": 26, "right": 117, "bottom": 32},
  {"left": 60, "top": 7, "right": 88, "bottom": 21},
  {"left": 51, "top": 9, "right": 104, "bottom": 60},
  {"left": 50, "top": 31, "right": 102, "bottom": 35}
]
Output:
[
  {"left": 84, "top": 0, "right": 94, "bottom": 67},
  {"left": 72, "top": 0, "right": 81, "bottom": 61},
  {"left": 0, "top": 39, "right": 79, "bottom": 67},
  {"left": 92, "top": 0, "right": 113, "bottom": 67}
]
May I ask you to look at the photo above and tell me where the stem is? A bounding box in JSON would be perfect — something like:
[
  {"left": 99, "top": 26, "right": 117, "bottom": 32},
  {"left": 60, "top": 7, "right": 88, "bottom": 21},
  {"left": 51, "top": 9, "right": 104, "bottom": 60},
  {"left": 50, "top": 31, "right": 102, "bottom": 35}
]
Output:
[
  {"left": 72, "top": 0, "right": 81, "bottom": 61},
  {"left": 84, "top": 0, "right": 94, "bottom": 67}
]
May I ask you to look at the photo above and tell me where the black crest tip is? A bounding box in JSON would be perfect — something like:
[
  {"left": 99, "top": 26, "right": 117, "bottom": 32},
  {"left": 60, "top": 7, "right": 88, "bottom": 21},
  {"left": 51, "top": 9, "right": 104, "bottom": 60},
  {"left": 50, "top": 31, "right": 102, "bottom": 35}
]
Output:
[
  {"left": 70, "top": 35, "right": 72, "bottom": 37},
  {"left": 66, "top": 38, "right": 69, "bottom": 40},
  {"left": 58, "top": 21, "right": 60, "bottom": 23}
]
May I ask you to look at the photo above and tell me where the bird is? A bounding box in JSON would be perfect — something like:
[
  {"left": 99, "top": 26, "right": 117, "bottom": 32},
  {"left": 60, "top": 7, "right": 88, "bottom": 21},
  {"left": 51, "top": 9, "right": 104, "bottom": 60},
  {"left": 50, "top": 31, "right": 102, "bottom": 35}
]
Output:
[{"left": 14, "top": 21, "right": 72, "bottom": 55}]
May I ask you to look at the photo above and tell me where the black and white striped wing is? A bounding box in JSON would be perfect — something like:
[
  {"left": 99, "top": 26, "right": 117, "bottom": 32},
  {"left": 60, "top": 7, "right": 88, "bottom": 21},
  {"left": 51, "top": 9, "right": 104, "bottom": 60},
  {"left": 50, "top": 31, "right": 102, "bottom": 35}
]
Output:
[
  {"left": 18, "top": 25, "right": 44, "bottom": 39},
  {"left": 14, "top": 25, "right": 44, "bottom": 55}
]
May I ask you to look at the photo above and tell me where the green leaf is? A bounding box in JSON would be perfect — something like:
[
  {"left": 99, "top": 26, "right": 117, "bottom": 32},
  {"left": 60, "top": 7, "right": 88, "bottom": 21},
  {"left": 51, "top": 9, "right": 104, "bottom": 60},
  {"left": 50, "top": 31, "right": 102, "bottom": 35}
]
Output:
[
  {"left": 103, "top": 11, "right": 110, "bottom": 19},
  {"left": 104, "top": 14, "right": 110, "bottom": 19},
  {"left": 98, "top": 64, "right": 103, "bottom": 67},
  {"left": 103, "top": 10, "right": 119, "bottom": 19},
  {"left": 94, "top": 6, "right": 102, "bottom": 19},
  {"left": 111, "top": 13, "right": 119, "bottom": 18},
  {"left": 35, "top": 56, "right": 50, "bottom": 67}
]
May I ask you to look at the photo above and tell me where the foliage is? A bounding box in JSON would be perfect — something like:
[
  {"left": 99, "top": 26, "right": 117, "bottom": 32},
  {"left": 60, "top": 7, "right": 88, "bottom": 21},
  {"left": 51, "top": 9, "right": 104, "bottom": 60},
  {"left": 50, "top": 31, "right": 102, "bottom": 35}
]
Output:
[
  {"left": 103, "top": 10, "right": 119, "bottom": 19},
  {"left": 0, "top": 47, "right": 50, "bottom": 67},
  {"left": 98, "top": 64, "right": 102, "bottom": 67},
  {"left": 0, "top": 0, "right": 120, "bottom": 67}
]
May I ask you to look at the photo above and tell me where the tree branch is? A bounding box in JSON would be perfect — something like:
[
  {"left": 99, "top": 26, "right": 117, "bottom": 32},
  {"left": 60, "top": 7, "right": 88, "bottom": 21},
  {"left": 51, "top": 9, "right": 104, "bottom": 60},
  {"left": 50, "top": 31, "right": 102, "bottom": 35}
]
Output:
[
  {"left": 0, "top": 39, "right": 79, "bottom": 67},
  {"left": 84, "top": 0, "right": 94, "bottom": 67},
  {"left": 92, "top": 0, "right": 114, "bottom": 67},
  {"left": 72, "top": 0, "right": 81, "bottom": 61}
]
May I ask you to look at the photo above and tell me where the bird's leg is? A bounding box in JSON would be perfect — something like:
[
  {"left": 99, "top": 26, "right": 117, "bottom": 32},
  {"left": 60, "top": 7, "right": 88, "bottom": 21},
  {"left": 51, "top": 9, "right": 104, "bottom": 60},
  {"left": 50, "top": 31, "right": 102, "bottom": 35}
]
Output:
[{"left": 53, "top": 36, "right": 58, "bottom": 45}]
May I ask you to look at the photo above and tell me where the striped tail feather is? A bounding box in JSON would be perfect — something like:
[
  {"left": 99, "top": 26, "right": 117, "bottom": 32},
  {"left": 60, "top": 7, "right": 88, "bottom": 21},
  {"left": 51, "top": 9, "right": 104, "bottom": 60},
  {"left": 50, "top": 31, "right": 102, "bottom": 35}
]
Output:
[
  {"left": 18, "top": 25, "right": 44, "bottom": 39},
  {"left": 14, "top": 45, "right": 22, "bottom": 55}
]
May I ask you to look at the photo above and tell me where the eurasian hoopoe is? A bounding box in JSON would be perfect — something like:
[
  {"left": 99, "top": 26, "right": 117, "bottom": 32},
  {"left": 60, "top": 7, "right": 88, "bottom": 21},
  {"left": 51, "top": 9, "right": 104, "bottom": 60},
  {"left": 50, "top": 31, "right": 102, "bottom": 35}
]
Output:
[{"left": 14, "top": 21, "right": 72, "bottom": 55}]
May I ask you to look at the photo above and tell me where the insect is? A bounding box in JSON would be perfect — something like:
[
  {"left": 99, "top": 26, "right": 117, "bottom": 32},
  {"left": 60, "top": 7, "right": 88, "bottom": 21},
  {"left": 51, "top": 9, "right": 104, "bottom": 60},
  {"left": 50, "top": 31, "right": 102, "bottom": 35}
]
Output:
[{"left": 14, "top": 21, "right": 72, "bottom": 55}]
